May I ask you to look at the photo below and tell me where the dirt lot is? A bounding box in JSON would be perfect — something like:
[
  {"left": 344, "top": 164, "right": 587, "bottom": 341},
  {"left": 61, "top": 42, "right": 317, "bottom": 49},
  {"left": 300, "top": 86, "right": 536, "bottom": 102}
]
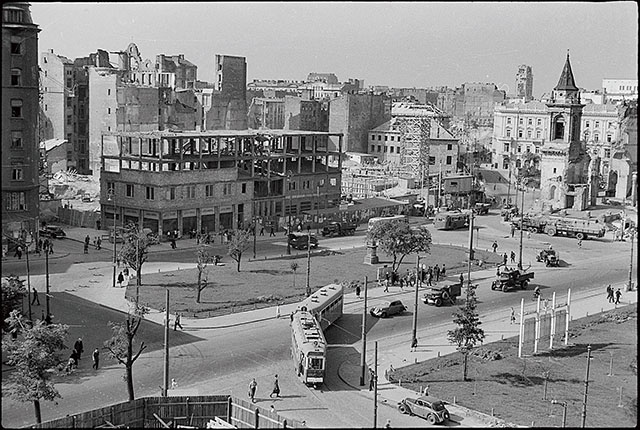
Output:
[
  {"left": 128, "top": 244, "right": 501, "bottom": 318},
  {"left": 389, "top": 305, "right": 638, "bottom": 428}
]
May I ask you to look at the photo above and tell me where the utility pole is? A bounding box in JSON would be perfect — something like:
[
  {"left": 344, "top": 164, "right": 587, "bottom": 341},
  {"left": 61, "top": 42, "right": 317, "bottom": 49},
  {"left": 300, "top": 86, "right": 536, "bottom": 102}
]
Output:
[
  {"left": 628, "top": 229, "right": 636, "bottom": 291},
  {"left": 45, "top": 241, "right": 50, "bottom": 323},
  {"left": 25, "top": 239, "right": 32, "bottom": 322},
  {"left": 162, "top": 289, "right": 169, "bottom": 396},
  {"left": 581, "top": 344, "right": 592, "bottom": 427},
  {"left": 315, "top": 185, "right": 320, "bottom": 235},
  {"left": 360, "top": 276, "right": 368, "bottom": 386},
  {"left": 518, "top": 184, "right": 525, "bottom": 270},
  {"left": 411, "top": 255, "right": 420, "bottom": 346},
  {"left": 467, "top": 212, "right": 475, "bottom": 295},
  {"left": 286, "top": 171, "right": 293, "bottom": 255},
  {"left": 253, "top": 217, "right": 257, "bottom": 259},
  {"left": 305, "top": 228, "right": 311, "bottom": 297},
  {"left": 373, "top": 341, "right": 378, "bottom": 429},
  {"left": 108, "top": 189, "right": 117, "bottom": 289}
]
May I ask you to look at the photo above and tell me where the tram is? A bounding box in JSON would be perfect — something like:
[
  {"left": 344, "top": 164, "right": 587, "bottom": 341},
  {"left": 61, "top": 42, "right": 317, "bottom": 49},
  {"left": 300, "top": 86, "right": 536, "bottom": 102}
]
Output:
[
  {"left": 433, "top": 210, "right": 470, "bottom": 230},
  {"left": 291, "top": 283, "right": 344, "bottom": 387}
]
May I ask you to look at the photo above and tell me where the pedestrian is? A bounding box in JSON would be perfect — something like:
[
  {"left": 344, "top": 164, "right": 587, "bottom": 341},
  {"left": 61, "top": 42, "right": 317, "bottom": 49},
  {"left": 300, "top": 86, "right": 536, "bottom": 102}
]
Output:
[
  {"left": 85, "top": 234, "right": 90, "bottom": 247},
  {"left": 606, "top": 284, "right": 614, "bottom": 303},
  {"left": 171, "top": 378, "right": 178, "bottom": 389},
  {"left": 84, "top": 242, "right": 89, "bottom": 254},
  {"left": 15, "top": 245, "right": 22, "bottom": 259},
  {"left": 270, "top": 226, "right": 275, "bottom": 237},
  {"left": 171, "top": 237, "right": 177, "bottom": 249},
  {"left": 248, "top": 378, "right": 257, "bottom": 402},
  {"left": 92, "top": 348, "right": 99, "bottom": 370},
  {"left": 492, "top": 240, "right": 498, "bottom": 253},
  {"left": 434, "top": 264, "right": 440, "bottom": 282},
  {"left": 73, "top": 337, "right": 84, "bottom": 360},
  {"left": 48, "top": 241, "right": 54, "bottom": 254},
  {"left": 31, "top": 287, "right": 40, "bottom": 305},
  {"left": 459, "top": 273, "right": 464, "bottom": 285},
  {"left": 511, "top": 224, "right": 516, "bottom": 238},
  {"left": 510, "top": 251, "right": 516, "bottom": 263},
  {"left": 384, "top": 419, "right": 392, "bottom": 428},
  {"left": 93, "top": 237, "right": 97, "bottom": 249},
  {"left": 441, "top": 264, "right": 446, "bottom": 278},
  {"left": 260, "top": 226, "right": 265, "bottom": 236},
  {"left": 615, "top": 288, "right": 621, "bottom": 305},
  {"left": 355, "top": 285, "right": 361, "bottom": 299},
  {"left": 411, "top": 337, "right": 418, "bottom": 352},
  {"left": 276, "top": 303, "right": 281, "bottom": 319},
  {"left": 117, "top": 271, "right": 124, "bottom": 287},
  {"left": 577, "top": 237, "right": 582, "bottom": 248},
  {"left": 174, "top": 312, "right": 183, "bottom": 330},
  {"left": 503, "top": 253, "right": 508, "bottom": 265},
  {"left": 527, "top": 230, "right": 531, "bottom": 240},
  {"left": 96, "top": 236, "right": 102, "bottom": 250},
  {"left": 369, "top": 368, "right": 376, "bottom": 391},
  {"left": 38, "top": 238, "right": 43, "bottom": 251},
  {"left": 270, "top": 374, "right": 280, "bottom": 398},
  {"left": 510, "top": 307, "right": 516, "bottom": 324},
  {"left": 423, "top": 385, "right": 430, "bottom": 396}
]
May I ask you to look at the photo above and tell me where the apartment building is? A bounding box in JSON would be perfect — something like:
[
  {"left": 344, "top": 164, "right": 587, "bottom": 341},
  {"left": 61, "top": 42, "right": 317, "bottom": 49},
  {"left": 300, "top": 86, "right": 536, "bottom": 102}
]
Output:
[
  {"left": 2, "top": 2, "right": 41, "bottom": 242},
  {"left": 602, "top": 79, "right": 638, "bottom": 103},
  {"left": 100, "top": 130, "right": 343, "bottom": 238},
  {"left": 455, "top": 82, "right": 506, "bottom": 126},
  {"left": 204, "top": 54, "right": 248, "bottom": 130},
  {"left": 247, "top": 97, "right": 285, "bottom": 129}
]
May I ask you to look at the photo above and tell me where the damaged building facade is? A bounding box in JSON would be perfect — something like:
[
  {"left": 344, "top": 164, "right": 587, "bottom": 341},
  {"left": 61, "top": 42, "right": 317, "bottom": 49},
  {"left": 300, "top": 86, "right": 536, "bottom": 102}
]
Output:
[{"left": 99, "top": 130, "right": 343, "bottom": 238}]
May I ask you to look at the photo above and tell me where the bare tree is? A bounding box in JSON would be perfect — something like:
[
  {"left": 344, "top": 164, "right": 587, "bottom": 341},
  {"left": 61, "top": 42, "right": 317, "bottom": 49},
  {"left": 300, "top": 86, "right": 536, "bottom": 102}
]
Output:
[
  {"left": 290, "top": 261, "right": 299, "bottom": 288},
  {"left": 118, "top": 223, "right": 152, "bottom": 287},
  {"left": 103, "top": 303, "right": 148, "bottom": 401},
  {"left": 227, "top": 229, "right": 252, "bottom": 272},
  {"left": 195, "top": 245, "right": 214, "bottom": 303},
  {"left": 447, "top": 283, "right": 485, "bottom": 381}
]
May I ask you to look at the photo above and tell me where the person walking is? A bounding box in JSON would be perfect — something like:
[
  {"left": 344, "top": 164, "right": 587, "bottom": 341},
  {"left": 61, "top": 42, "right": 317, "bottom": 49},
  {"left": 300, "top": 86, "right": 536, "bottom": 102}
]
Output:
[
  {"left": 510, "top": 251, "right": 516, "bottom": 264},
  {"left": 492, "top": 240, "right": 498, "bottom": 253},
  {"left": 259, "top": 226, "right": 265, "bottom": 236},
  {"left": 459, "top": 273, "right": 464, "bottom": 286},
  {"left": 606, "top": 285, "right": 614, "bottom": 303},
  {"left": 269, "top": 374, "right": 280, "bottom": 398},
  {"left": 503, "top": 253, "right": 508, "bottom": 265},
  {"left": 73, "top": 337, "right": 84, "bottom": 361},
  {"left": 441, "top": 264, "right": 446, "bottom": 278},
  {"left": 615, "top": 288, "right": 622, "bottom": 305},
  {"left": 173, "top": 312, "right": 183, "bottom": 330},
  {"left": 84, "top": 242, "right": 89, "bottom": 254},
  {"left": 434, "top": 264, "right": 440, "bottom": 282},
  {"left": 92, "top": 348, "right": 100, "bottom": 370},
  {"left": 117, "top": 271, "right": 125, "bottom": 287},
  {"left": 510, "top": 307, "right": 516, "bottom": 324},
  {"left": 427, "top": 270, "right": 433, "bottom": 286},
  {"left": 369, "top": 368, "right": 376, "bottom": 391},
  {"left": 96, "top": 236, "right": 102, "bottom": 250},
  {"left": 410, "top": 337, "right": 418, "bottom": 352},
  {"left": 47, "top": 241, "right": 54, "bottom": 254},
  {"left": 31, "top": 287, "right": 40, "bottom": 306},
  {"left": 248, "top": 378, "right": 258, "bottom": 402},
  {"left": 275, "top": 303, "right": 281, "bottom": 319},
  {"left": 270, "top": 226, "right": 275, "bottom": 237},
  {"left": 510, "top": 224, "right": 516, "bottom": 238},
  {"left": 14, "top": 245, "right": 22, "bottom": 259},
  {"left": 355, "top": 285, "right": 361, "bottom": 299},
  {"left": 84, "top": 234, "right": 90, "bottom": 247}
]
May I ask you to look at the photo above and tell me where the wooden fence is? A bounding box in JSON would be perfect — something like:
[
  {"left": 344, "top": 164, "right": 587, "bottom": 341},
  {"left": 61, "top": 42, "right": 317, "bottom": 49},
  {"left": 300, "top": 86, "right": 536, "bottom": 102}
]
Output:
[
  {"left": 27, "top": 395, "right": 305, "bottom": 428},
  {"left": 57, "top": 207, "right": 101, "bottom": 229}
]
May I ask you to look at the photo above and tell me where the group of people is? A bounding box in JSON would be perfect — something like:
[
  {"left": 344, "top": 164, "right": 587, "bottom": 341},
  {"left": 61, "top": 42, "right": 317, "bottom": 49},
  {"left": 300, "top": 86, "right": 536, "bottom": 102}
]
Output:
[
  {"left": 606, "top": 284, "right": 622, "bottom": 305},
  {"left": 380, "top": 264, "right": 447, "bottom": 292},
  {"left": 247, "top": 375, "right": 280, "bottom": 403},
  {"left": 64, "top": 337, "right": 100, "bottom": 374},
  {"left": 12, "top": 237, "right": 54, "bottom": 259}
]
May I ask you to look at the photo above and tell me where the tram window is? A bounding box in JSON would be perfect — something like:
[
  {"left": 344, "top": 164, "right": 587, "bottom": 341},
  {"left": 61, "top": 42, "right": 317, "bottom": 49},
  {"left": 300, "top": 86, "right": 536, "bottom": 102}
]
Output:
[{"left": 309, "top": 358, "right": 323, "bottom": 370}]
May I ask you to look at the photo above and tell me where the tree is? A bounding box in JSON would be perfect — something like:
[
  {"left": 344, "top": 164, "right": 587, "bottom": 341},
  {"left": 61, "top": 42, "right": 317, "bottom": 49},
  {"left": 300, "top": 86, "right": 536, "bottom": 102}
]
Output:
[
  {"left": 447, "top": 283, "right": 485, "bottom": 381},
  {"left": 118, "top": 223, "right": 151, "bottom": 287},
  {"left": 103, "top": 302, "right": 148, "bottom": 401},
  {"left": 366, "top": 221, "right": 432, "bottom": 272},
  {"left": 227, "top": 229, "right": 252, "bottom": 272},
  {"left": 195, "top": 245, "right": 214, "bottom": 303},
  {"left": 2, "top": 311, "right": 68, "bottom": 424},
  {"left": 290, "top": 261, "right": 299, "bottom": 288},
  {"left": 2, "top": 275, "right": 26, "bottom": 330}
]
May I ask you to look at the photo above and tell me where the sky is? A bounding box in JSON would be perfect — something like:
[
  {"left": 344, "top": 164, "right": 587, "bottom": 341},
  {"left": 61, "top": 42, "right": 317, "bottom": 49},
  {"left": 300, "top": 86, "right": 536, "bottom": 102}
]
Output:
[{"left": 30, "top": 2, "right": 638, "bottom": 98}]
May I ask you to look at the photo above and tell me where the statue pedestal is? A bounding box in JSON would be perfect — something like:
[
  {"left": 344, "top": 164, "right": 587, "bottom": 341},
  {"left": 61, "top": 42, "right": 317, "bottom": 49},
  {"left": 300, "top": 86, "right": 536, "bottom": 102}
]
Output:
[{"left": 364, "top": 244, "right": 379, "bottom": 265}]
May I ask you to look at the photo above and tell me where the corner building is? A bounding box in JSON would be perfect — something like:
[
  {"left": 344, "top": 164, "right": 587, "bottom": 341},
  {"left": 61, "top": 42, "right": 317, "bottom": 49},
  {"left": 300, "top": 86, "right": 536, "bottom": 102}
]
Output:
[{"left": 100, "top": 130, "right": 343, "bottom": 238}]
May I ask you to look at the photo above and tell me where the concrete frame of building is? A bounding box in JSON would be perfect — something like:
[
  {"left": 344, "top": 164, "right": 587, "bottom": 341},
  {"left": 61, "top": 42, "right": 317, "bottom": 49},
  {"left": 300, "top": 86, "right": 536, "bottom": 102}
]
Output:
[{"left": 99, "top": 130, "right": 343, "bottom": 240}]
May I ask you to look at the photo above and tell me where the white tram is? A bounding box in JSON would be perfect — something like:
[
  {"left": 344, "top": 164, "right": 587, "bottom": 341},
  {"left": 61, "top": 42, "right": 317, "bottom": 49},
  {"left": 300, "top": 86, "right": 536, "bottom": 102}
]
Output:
[{"left": 291, "top": 283, "right": 344, "bottom": 387}]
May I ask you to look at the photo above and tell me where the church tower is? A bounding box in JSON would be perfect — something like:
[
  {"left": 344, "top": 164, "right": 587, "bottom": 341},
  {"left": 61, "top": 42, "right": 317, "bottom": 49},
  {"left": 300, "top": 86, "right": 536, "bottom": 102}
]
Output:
[{"left": 539, "top": 52, "right": 591, "bottom": 211}]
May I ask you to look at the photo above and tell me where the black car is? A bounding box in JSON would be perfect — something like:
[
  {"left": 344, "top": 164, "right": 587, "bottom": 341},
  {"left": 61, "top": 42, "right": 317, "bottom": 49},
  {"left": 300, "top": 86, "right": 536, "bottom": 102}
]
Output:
[
  {"left": 287, "top": 233, "right": 318, "bottom": 250},
  {"left": 39, "top": 225, "right": 66, "bottom": 239}
]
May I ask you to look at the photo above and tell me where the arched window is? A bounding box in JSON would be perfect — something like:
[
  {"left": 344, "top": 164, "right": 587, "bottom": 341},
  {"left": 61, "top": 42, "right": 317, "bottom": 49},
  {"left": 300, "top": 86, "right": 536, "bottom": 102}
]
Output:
[
  {"left": 554, "top": 117, "right": 565, "bottom": 140},
  {"left": 549, "top": 185, "right": 556, "bottom": 200},
  {"left": 10, "top": 68, "right": 21, "bottom": 86}
]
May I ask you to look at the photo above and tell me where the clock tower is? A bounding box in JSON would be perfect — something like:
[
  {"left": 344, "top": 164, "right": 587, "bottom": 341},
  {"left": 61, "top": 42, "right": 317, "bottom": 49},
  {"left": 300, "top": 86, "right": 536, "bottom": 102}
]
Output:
[{"left": 539, "top": 51, "right": 591, "bottom": 211}]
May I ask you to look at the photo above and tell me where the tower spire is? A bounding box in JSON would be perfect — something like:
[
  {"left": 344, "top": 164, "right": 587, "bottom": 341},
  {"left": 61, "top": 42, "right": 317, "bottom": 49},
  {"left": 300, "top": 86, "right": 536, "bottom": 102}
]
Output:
[{"left": 555, "top": 50, "right": 578, "bottom": 91}]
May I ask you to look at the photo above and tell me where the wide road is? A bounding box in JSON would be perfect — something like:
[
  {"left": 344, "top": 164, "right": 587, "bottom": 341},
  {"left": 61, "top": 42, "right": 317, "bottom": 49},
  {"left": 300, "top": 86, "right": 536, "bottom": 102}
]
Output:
[{"left": 1, "top": 211, "right": 633, "bottom": 427}]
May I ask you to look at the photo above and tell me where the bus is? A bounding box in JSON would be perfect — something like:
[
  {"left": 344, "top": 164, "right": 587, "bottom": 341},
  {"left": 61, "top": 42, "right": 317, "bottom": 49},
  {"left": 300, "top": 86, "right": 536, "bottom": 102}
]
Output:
[
  {"left": 367, "top": 214, "right": 408, "bottom": 232},
  {"left": 291, "top": 310, "right": 327, "bottom": 387},
  {"left": 433, "top": 211, "right": 469, "bottom": 230}
]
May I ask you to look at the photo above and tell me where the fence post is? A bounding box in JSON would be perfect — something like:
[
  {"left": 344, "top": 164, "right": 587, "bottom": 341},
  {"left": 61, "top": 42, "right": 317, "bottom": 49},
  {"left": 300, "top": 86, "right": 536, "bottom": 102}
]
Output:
[
  {"left": 227, "top": 397, "right": 232, "bottom": 424},
  {"left": 254, "top": 408, "right": 260, "bottom": 429}
]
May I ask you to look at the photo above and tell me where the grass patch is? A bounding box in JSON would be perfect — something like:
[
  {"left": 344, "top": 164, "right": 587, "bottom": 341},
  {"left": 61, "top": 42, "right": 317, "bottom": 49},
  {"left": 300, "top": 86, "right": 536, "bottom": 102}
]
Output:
[
  {"left": 389, "top": 305, "right": 638, "bottom": 427},
  {"left": 126, "top": 244, "right": 501, "bottom": 318}
]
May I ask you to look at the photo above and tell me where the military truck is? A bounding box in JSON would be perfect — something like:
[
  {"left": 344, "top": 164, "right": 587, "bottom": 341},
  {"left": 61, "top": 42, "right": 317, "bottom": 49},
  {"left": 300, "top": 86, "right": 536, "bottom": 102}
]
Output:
[
  {"left": 490, "top": 268, "right": 534, "bottom": 292},
  {"left": 321, "top": 221, "right": 357, "bottom": 237},
  {"left": 473, "top": 202, "right": 491, "bottom": 215},
  {"left": 423, "top": 282, "right": 462, "bottom": 307},
  {"left": 536, "top": 248, "right": 559, "bottom": 266}
]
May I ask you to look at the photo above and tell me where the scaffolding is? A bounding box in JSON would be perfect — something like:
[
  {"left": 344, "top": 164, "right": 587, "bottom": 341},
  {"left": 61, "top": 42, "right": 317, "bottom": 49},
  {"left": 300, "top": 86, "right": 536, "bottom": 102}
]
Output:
[{"left": 398, "top": 113, "right": 431, "bottom": 193}]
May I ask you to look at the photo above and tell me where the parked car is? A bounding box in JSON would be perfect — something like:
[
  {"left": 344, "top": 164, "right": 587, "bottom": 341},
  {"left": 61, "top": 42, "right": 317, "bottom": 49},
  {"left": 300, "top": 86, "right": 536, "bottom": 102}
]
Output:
[
  {"left": 39, "top": 225, "right": 66, "bottom": 239},
  {"left": 397, "top": 396, "right": 450, "bottom": 424},
  {"left": 369, "top": 300, "right": 406, "bottom": 318},
  {"left": 287, "top": 233, "right": 318, "bottom": 250}
]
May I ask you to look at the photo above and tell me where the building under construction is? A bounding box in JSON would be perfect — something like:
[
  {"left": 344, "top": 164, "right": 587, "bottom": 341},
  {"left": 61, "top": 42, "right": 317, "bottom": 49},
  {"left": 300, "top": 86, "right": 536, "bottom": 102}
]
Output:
[{"left": 99, "top": 129, "right": 343, "bottom": 238}]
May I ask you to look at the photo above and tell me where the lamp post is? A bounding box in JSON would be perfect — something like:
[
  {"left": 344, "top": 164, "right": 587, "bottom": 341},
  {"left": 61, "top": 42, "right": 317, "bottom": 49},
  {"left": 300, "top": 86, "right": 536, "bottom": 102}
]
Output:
[
  {"left": 286, "top": 170, "right": 293, "bottom": 255},
  {"left": 107, "top": 188, "right": 117, "bottom": 289},
  {"left": 315, "top": 185, "right": 320, "bottom": 235},
  {"left": 628, "top": 228, "right": 636, "bottom": 291},
  {"left": 518, "top": 183, "right": 525, "bottom": 270},
  {"left": 411, "top": 255, "right": 421, "bottom": 346},
  {"left": 253, "top": 216, "right": 257, "bottom": 259},
  {"left": 551, "top": 400, "right": 567, "bottom": 427}
]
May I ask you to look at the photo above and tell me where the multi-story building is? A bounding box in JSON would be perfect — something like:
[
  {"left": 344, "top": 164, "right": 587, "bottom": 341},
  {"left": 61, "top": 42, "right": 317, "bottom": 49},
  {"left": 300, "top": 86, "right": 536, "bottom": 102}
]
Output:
[
  {"left": 602, "top": 79, "right": 638, "bottom": 103},
  {"left": 99, "top": 130, "right": 343, "bottom": 237},
  {"left": 283, "top": 96, "right": 327, "bottom": 131},
  {"left": 203, "top": 54, "right": 248, "bottom": 130},
  {"left": 455, "top": 82, "right": 506, "bottom": 126},
  {"left": 2, "top": 2, "right": 41, "bottom": 243},
  {"left": 328, "top": 93, "right": 391, "bottom": 153},
  {"left": 389, "top": 88, "right": 439, "bottom": 105},
  {"left": 306, "top": 72, "right": 338, "bottom": 85},
  {"left": 515, "top": 65, "right": 534, "bottom": 101},
  {"left": 247, "top": 97, "right": 285, "bottom": 129},
  {"left": 247, "top": 79, "right": 302, "bottom": 95},
  {"left": 155, "top": 53, "right": 197, "bottom": 90}
]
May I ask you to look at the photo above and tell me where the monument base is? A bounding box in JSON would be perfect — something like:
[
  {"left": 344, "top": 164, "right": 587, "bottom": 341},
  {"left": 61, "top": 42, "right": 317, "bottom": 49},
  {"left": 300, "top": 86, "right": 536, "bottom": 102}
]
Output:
[{"left": 364, "top": 244, "right": 379, "bottom": 265}]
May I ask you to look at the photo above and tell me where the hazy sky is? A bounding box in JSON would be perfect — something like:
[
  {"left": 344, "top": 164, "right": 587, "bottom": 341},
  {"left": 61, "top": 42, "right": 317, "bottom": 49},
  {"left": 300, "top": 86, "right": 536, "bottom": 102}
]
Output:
[{"left": 31, "top": 2, "right": 638, "bottom": 98}]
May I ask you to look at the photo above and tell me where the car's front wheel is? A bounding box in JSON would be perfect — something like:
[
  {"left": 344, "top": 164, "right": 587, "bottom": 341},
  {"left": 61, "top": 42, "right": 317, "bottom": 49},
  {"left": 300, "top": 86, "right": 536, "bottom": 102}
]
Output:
[
  {"left": 427, "top": 414, "right": 437, "bottom": 424},
  {"left": 398, "top": 403, "right": 408, "bottom": 414}
]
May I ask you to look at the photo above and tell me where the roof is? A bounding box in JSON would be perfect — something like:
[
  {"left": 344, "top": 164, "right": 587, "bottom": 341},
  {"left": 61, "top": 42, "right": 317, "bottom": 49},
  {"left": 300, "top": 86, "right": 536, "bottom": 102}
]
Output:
[
  {"left": 40, "top": 138, "right": 67, "bottom": 152},
  {"left": 554, "top": 52, "right": 579, "bottom": 91},
  {"left": 105, "top": 129, "right": 343, "bottom": 138},
  {"left": 392, "top": 102, "right": 446, "bottom": 117}
]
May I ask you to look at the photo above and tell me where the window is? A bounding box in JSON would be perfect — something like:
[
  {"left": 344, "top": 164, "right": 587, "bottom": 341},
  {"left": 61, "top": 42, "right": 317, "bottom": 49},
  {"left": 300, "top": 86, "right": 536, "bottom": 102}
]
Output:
[
  {"left": 167, "top": 187, "right": 176, "bottom": 200},
  {"left": 390, "top": 136, "right": 395, "bottom": 141},
  {"left": 371, "top": 145, "right": 375, "bottom": 153},
  {"left": 126, "top": 184, "right": 134, "bottom": 197},
  {"left": 506, "top": 129, "right": 511, "bottom": 138},
  {"left": 585, "top": 121, "right": 590, "bottom": 128},
  {"left": 146, "top": 186, "right": 155, "bottom": 200},
  {"left": 11, "top": 131, "right": 23, "bottom": 148},
  {"left": 108, "top": 108, "right": 111, "bottom": 114},
  {"left": 519, "top": 117, "right": 523, "bottom": 125},
  {"left": 10, "top": 41, "right": 21, "bottom": 55},
  {"left": 553, "top": 168, "right": 557, "bottom": 174},
  {"left": 223, "top": 184, "right": 232, "bottom": 195},
  {"left": 527, "top": 130, "right": 532, "bottom": 138},
  {"left": 528, "top": 118, "right": 533, "bottom": 126},
  {"left": 185, "top": 185, "right": 195, "bottom": 199},
  {"left": 507, "top": 117, "right": 512, "bottom": 125},
  {"left": 518, "top": 130, "right": 523, "bottom": 138},
  {"left": 604, "top": 149, "right": 611, "bottom": 158},
  {"left": 370, "top": 135, "right": 375, "bottom": 141},
  {"left": 594, "top": 134, "right": 599, "bottom": 142},
  {"left": 503, "top": 143, "right": 510, "bottom": 152},
  {"left": 447, "top": 144, "right": 452, "bottom": 150},
  {"left": 242, "top": 183, "right": 247, "bottom": 193},
  {"left": 446, "top": 155, "right": 452, "bottom": 165},
  {"left": 205, "top": 184, "right": 214, "bottom": 197},
  {"left": 11, "top": 99, "right": 22, "bottom": 118},
  {"left": 107, "top": 89, "right": 111, "bottom": 96},
  {"left": 67, "top": 115, "right": 72, "bottom": 125},
  {"left": 10, "top": 69, "right": 21, "bottom": 86},
  {"left": 595, "top": 121, "right": 600, "bottom": 128},
  {"left": 330, "top": 178, "right": 337, "bottom": 186},
  {"left": 537, "top": 118, "right": 542, "bottom": 126},
  {"left": 536, "top": 130, "right": 541, "bottom": 138},
  {"left": 384, "top": 146, "right": 387, "bottom": 153},
  {"left": 11, "top": 168, "right": 23, "bottom": 181},
  {"left": 384, "top": 136, "right": 388, "bottom": 141},
  {"left": 6, "top": 192, "right": 26, "bottom": 211},
  {"left": 378, "top": 135, "right": 382, "bottom": 141},
  {"left": 377, "top": 145, "right": 381, "bottom": 152}
]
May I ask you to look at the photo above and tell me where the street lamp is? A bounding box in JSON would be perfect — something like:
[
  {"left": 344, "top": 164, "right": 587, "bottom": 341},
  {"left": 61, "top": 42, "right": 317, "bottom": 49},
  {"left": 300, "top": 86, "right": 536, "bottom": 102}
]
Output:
[
  {"left": 411, "top": 255, "right": 421, "bottom": 346},
  {"left": 628, "top": 227, "right": 636, "bottom": 291},
  {"left": 286, "top": 170, "right": 293, "bottom": 255},
  {"left": 107, "top": 188, "right": 117, "bottom": 289},
  {"left": 551, "top": 400, "right": 567, "bottom": 427},
  {"left": 315, "top": 185, "right": 320, "bottom": 235},
  {"left": 518, "top": 183, "right": 525, "bottom": 270}
]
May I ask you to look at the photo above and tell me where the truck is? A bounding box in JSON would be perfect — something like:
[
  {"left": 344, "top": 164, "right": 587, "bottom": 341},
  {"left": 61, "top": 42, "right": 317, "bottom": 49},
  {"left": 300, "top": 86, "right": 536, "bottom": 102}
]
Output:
[
  {"left": 423, "top": 282, "right": 462, "bottom": 307},
  {"left": 491, "top": 268, "right": 535, "bottom": 292},
  {"left": 321, "top": 221, "right": 357, "bottom": 237},
  {"left": 536, "top": 248, "right": 559, "bottom": 266},
  {"left": 541, "top": 215, "right": 606, "bottom": 240},
  {"left": 472, "top": 202, "right": 492, "bottom": 215}
]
